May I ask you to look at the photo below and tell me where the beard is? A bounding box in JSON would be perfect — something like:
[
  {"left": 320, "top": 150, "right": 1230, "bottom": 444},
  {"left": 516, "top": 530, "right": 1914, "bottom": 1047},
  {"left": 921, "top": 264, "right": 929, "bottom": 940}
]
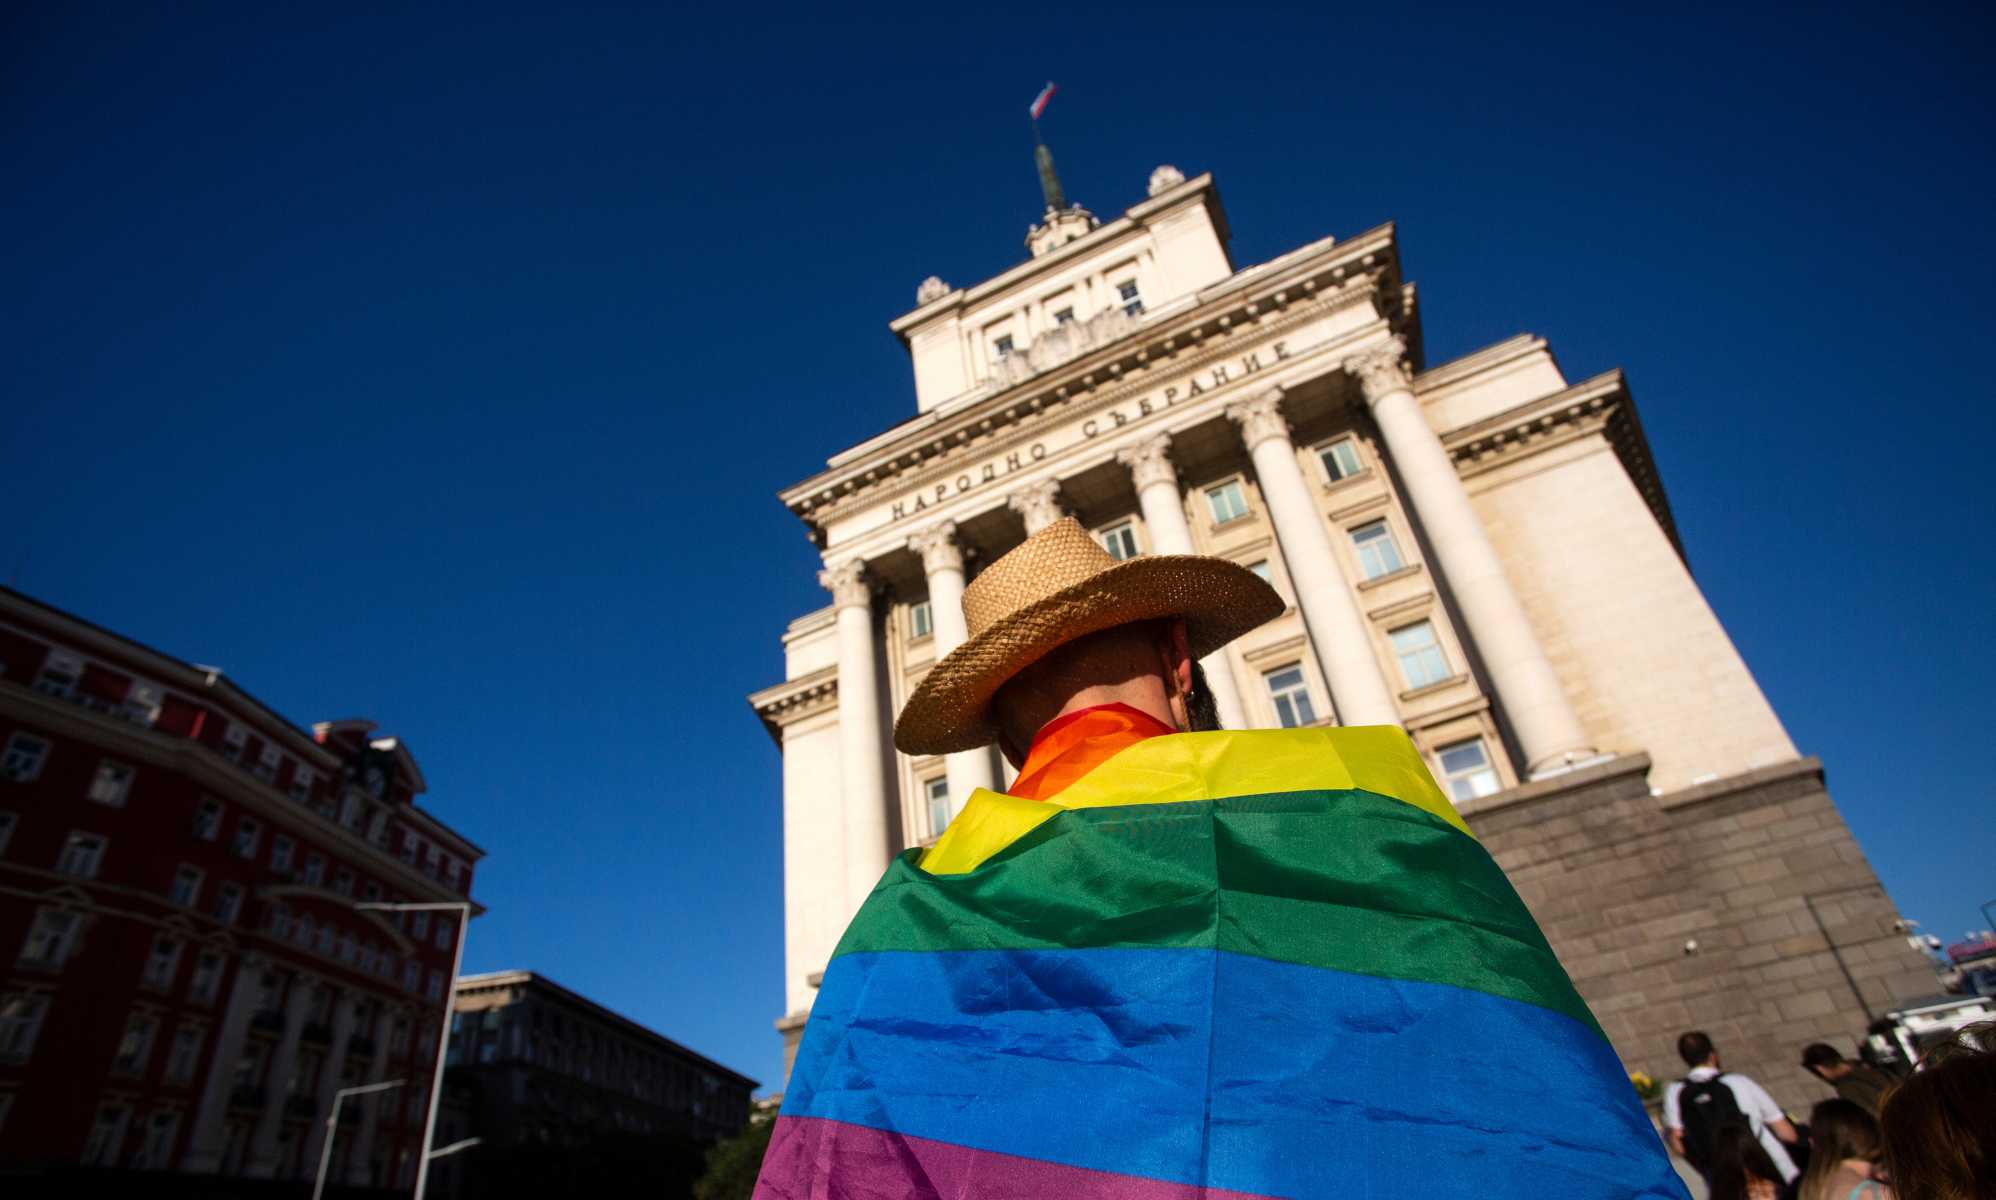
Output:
[{"left": 1186, "top": 662, "right": 1222, "bottom": 732}]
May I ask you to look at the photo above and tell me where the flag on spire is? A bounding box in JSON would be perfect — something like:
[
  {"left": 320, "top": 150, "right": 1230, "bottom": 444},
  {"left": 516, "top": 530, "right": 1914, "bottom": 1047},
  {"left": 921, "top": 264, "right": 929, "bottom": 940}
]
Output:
[{"left": 1029, "top": 81, "right": 1056, "bottom": 120}]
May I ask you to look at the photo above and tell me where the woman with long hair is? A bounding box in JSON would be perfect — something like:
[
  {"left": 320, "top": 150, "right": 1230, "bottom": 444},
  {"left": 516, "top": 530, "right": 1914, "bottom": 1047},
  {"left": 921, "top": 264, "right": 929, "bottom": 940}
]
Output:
[
  {"left": 1878, "top": 1022, "right": 1996, "bottom": 1200},
  {"left": 1708, "top": 1122, "right": 1786, "bottom": 1200},
  {"left": 1800, "top": 1098, "right": 1891, "bottom": 1200}
]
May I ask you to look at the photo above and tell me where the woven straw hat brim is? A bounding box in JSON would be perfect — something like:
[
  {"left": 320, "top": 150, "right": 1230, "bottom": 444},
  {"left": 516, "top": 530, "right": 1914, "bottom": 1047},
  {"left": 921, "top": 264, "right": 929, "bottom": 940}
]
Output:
[{"left": 893, "top": 555, "right": 1284, "bottom": 756}]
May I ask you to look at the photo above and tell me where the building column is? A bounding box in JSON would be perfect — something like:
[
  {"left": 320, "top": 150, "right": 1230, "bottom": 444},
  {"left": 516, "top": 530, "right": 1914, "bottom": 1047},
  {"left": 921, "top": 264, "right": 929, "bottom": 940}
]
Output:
[
  {"left": 244, "top": 974, "right": 311, "bottom": 1176},
  {"left": 820, "top": 560, "right": 892, "bottom": 914},
  {"left": 1006, "top": 479, "right": 1067, "bottom": 534},
  {"left": 1226, "top": 388, "right": 1400, "bottom": 726},
  {"left": 344, "top": 1003, "right": 392, "bottom": 1184},
  {"left": 1344, "top": 336, "right": 1595, "bottom": 774},
  {"left": 1116, "top": 434, "right": 1252, "bottom": 730},
  {"left": 299, "top": 989, "right": 360, "bottom": 1176},
  {"left": 909, "top": 521, "right": 998, "bottom": 815},
  {"left": 182, "top": 953, "right": 263, "bottom": 1172}
]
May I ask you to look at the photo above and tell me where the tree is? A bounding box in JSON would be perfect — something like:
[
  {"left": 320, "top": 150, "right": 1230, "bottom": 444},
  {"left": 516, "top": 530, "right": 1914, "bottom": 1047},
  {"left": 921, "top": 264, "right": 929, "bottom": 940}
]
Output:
[{"left": 693, "top": 1111, "right": 775, "bottom": 1200}]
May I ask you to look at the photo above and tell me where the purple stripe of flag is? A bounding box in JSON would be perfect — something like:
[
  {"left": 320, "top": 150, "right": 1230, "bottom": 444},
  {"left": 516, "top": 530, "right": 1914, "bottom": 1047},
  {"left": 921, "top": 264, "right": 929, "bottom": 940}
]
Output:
[{"left": 755, "top": 1115, "right": 1279, "bottom": 1200}]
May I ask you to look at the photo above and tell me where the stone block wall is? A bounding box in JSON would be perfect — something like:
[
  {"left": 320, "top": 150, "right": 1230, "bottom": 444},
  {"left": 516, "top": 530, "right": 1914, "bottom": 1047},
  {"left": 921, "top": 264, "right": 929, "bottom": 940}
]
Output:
[{"left": 1466, "top": 753, "right": 1939, "bottom": 1115}]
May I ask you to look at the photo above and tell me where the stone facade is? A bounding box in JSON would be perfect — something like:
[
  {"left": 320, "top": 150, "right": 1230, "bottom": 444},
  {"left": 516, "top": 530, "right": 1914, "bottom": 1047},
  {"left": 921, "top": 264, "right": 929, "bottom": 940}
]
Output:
[{"left": 1467, "top": 757, "right": 1934, "bottom": 1112}]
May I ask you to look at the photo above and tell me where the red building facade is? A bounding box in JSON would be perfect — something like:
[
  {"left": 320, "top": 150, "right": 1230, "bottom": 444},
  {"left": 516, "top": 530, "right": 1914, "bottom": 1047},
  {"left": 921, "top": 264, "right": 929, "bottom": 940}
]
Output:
[{"left": 0, "top": 586, "right": 483, "bottom": 1188}]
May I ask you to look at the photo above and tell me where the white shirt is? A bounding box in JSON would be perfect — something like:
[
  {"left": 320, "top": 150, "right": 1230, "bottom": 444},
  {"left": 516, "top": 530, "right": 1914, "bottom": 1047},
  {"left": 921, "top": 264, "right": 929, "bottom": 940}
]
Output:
[{"left": 1663, "top": 1066, "right": 1799, "bottom": 1183}]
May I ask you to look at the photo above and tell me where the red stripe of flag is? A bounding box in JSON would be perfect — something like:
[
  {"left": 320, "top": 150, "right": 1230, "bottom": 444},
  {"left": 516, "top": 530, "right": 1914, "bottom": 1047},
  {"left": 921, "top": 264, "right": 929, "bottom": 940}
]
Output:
[{"left": 1029, "top": 82, "right": 1056, "bottom": 119}]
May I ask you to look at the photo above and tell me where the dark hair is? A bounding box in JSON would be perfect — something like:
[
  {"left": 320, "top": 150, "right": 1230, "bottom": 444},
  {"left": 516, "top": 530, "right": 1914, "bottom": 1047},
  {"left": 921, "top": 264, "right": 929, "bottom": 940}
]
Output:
[
  {"left": 1706, "top": 1123, "right": 1781, "bottom": 1200},
  {"left": 1678, "top": 1030, "right": 1717, "bottom": 1068},
  {"left": 1801, "top": 1042, "right": 1845, "bottom": 1071},
  {"left": 1879, "top": 1022, "right": 1996, "bottom": 1200},
  {"left": 1801, "top": 1099, "right": 1879, "bottom": 1200}
]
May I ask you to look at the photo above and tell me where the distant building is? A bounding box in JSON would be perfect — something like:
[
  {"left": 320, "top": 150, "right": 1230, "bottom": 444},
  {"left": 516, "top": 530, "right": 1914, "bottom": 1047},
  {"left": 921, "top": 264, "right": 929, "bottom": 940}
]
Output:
[
  {"left": 433, "top": 970, "right": 757, "bottom": 1197},
  {"left": 750, "top": 163, "right": 1939, "bottom": 1109},
  {"left": 0, "top": 586, "right": 483, "bottom": 1187}
]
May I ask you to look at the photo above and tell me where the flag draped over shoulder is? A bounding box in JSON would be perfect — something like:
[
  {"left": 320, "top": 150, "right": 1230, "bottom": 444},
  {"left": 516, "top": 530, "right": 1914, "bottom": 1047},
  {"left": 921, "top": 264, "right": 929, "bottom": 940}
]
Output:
[{"left": 757, "top": 727, "right": 1687, "bottom": 1199}]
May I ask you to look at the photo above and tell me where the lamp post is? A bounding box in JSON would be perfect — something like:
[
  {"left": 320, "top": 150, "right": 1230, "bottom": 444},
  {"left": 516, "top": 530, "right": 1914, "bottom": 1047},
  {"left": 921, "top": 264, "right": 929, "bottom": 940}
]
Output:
[
  {"left": 358, "top": 900, "right": 470, "bottom": 1200},
  {"left": 313, "top": 1078, "right": 406, "bottom": 1200}
]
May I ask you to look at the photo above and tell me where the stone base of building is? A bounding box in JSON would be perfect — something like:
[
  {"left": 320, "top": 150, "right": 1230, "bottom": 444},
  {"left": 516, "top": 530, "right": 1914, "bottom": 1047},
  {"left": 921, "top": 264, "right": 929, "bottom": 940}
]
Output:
[{"left": 1463, "top": 752, "right": 1938, "bottom": 1113}]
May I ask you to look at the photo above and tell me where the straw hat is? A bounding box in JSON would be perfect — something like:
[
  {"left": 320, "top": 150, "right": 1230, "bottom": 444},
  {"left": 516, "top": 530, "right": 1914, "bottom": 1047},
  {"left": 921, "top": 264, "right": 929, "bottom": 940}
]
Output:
[{"left": 893, "top": 517, "right": 1283, "bottom": 755}]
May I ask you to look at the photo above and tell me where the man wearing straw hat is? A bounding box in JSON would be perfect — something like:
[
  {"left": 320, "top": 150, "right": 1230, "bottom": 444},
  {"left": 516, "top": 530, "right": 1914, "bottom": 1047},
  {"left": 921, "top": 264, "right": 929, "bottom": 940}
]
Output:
[{"left": 755, "top": 518, "right": 1688, "bottom": 1199}]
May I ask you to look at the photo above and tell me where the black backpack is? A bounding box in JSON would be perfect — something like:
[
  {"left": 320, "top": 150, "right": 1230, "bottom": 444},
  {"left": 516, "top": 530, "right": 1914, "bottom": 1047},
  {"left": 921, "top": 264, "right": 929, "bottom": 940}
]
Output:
[{"left": 1678, "top": 1073, "right": 1747, "bottom": 1170}]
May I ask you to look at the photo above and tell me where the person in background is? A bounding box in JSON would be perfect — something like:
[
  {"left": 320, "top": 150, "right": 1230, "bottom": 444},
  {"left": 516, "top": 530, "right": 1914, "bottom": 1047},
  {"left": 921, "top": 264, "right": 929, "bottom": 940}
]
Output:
[
  {"left": 1877, "top": 1022, "right": 1995, "bottom": 1200},
  {"left": 1801, "top": 1043, "right": 1895, "bottom": 1117},
  {"left": 1798, "top": 1099, "right": 1891, "bottom": 1200},
  {"left": 1665, "top": 1030, "right": 1802, "bottom": 1190},
  {"left": 1708, "top": 1123, "right": 1786, "bottom": 1200}
]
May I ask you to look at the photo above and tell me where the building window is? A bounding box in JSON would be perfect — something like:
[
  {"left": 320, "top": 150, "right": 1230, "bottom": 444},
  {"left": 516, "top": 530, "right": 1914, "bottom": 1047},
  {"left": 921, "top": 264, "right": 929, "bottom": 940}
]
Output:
[
  {"left": 302, "top": 853, "right": 325, "bottom": 887},
  {"left": 924, "top": 776, "right": 950, "bottom": 838},
  {"left": 427, "top": 970, "right": 444, "bottom": 1002},
  {"left": 271, "top": 835, "right": 295, "bottom": 872},
  {"left": 287, "top": 766, "right": 314, "bottom": 804},
  {"left": 170, "top": 865, "right": 203, "bottom": 908},
  {"left": 1205, "top": 480, "right": 1250, "bottom": 525},
  {"left": 57, "top": 831, "right": 107, "bottom": 878},
  {"left": 1097, "top": 520, "right": 1140, "bottom": 561},
  {"left": 0, "top": 811, "right": 14, "bottom": 856},
  {"left": 402, "top": 961, "right": 420, "bottom": 992},
  {"left": 189, "top": 953, "right": 223, "bottom": 1004},
  {"left": 1247, "top": 560, "right": 1274, "bottom": 584},
  {"left": 88, "top": 760, "right": 135, "bottom": 806},
  {"left": 82, "top": 1104, "right": 131, "bottom": 1165},
  {"left": 121, "top": 681, "right": 163, "bottom": 727},
  {"left": 215, "top": 882, "right": 243, "bottom": 925},
  {"left": 435, "top": 916, "right": 454, "bottom": 950},
  {"left": 1390, "top": 621, "right": 1452, "bottom": 690},
  {"left": 1117, "top": 279, "right": 1144, "bottom": 316},
  {"left": 410, "top": 911, "right": 430, "bottom": 938},
  {"left": 362, "top": 880, "right": 381, "bottom": 902},
  {"left": 1053, "top": 306, "right": 1075, "bottom": 325},
  {"left": 220, "top": 723, "right": 247, "bottom": 763},
  {"left": 254, "top": 744, "right": 280, "bottom": 782},
  {"left": 1263, "top": 666, "right": 1318, "bottom": 728},
  {"left": 400, "top": 832, "right": 419, "bottom": 865},
  {"left": 165, "top": 1024, "right": 204, "bottom": 1081},
  {"left": 193, "top": 798, "right": 223, "bottom": 841},
  {"left": 992, "top": 334, "right": 1014, "bottom": 360},
  {"left": 34, "top": 650, "right": 84, "bottom": 697},
  {"left": 909, "top": 600, "right": 933, "bottom": 640},
  {"left": 112, "top": 1013, "right": 159, "bottom": 1075},
  {"left": 1350, "top": 520, "right": 1405, "bottom": 580},
  {"left": 0, "top": 992, "right": 50, "bottom": 1060},
  {"left": 315, "top": 924, "right": 334, "bottom": 956},
  {"left": 19, "top": 910, "right": 80, "bottom": 969},
  {"left": 334, "top": 869, "right": 354, "bottom": 898},
  {"left": 1318, "top": 437, "right": 1363, "bottom": 482},
  {"left": 232, "top": 817, "right": 260, "bottom": 859},
  {"left": 1436, "top": 737, "right": 1502, "bottom": 804},
  {"left": 445, "top": 861, "right": 463, "bottom": 890},
  {"left": 1, "top": 733, "right": 49, "bottom": 782},
  {"left": 142, "top": 936, "right": 183, "bottom": 990},
  {"left": 131, "top": 1110, "right": 180, "bottom": 1169}
]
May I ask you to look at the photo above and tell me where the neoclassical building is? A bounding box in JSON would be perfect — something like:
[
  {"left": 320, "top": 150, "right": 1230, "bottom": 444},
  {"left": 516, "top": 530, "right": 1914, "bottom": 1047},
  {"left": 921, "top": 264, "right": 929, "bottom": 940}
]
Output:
[{"left": 750, "top": 165, "right": 1934, "bottom": 1107}]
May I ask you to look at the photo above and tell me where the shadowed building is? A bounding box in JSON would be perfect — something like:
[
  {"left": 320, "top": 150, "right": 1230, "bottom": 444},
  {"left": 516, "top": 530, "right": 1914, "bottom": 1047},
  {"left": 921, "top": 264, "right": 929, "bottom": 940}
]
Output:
[{"left": 749, "top": 162, "right": 1937, "bottom": 1111}]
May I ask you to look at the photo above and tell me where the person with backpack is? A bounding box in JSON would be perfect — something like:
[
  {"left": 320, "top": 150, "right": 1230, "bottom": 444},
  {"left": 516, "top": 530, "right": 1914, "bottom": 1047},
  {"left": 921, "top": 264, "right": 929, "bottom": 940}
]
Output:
[{"left": 1664, "top": 1031, "right": 1803, "bottom": 1191}]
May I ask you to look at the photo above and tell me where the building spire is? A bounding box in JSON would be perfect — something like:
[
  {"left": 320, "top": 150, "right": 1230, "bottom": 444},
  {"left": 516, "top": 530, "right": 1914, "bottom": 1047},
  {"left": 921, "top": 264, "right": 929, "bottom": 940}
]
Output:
[
  {"left": 1023, "top": 82, "right": 1095, "bottom": 257},
  {"left": 1034, "top": 141, "right": 1066, "bottom": 213}
]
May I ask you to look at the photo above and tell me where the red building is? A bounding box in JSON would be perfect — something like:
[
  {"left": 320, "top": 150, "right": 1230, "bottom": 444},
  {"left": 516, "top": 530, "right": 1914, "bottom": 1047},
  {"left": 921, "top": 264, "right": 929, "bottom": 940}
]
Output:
[{"left": 0, "top": 586, "right": 484, "bottom": 1188}]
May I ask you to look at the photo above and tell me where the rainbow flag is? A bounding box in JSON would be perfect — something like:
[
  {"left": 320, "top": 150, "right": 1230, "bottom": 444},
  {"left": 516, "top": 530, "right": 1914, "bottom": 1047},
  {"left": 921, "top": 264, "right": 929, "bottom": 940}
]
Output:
[{"left": 757, "top": 727, "right": 1686, "bottom": 1199}]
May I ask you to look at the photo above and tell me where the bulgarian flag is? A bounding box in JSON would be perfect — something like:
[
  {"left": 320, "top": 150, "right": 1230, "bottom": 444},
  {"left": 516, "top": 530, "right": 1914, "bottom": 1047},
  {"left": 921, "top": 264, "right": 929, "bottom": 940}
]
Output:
[
  {"left": 756, "top": 727, "right": 1687, "bottom": 1198},
  {"left": 1029, "top": 81, "right": 1056, "bottom": 119}
]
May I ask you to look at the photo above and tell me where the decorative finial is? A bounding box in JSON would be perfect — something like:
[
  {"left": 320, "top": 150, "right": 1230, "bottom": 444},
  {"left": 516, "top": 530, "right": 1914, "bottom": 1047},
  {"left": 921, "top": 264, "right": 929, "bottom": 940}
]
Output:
[
  {"left": 916, "top": 276, "right": 950, "bottom": 305},
  {"left": 1027, "top": 82, "right": 1067, "bottom": 213},
  {"left": 1148, "top": 164, "right": 1186, "bottom": 196}
]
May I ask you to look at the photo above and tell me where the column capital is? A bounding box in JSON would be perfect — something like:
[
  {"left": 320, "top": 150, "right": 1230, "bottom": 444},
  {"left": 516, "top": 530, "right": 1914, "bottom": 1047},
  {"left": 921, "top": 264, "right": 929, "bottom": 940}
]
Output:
[
  {"left": 1116, "top": 433, "right": 1178, "bottom": 493},
  {"left": 907, "top": 521, "right": 964, "bottom": 576},
  {"left": 817, "top": 560, "right": 872, "bottom": 609},
  {"left": 1225, "top": 386, "right": 1292, "bottom": 453},
  {"left": 1341, "top": 334, "right": 1413, "bottom": 401},
  {"left": 1006, "top": 479, "right": 1067, "bottom": 534}
]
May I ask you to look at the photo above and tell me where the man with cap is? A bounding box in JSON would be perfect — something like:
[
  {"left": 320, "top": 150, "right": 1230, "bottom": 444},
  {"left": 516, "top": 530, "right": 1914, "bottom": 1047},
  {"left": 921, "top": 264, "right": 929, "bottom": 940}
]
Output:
[{"left": 755, "top": 518, "right": 1686, "bottom": 1199}]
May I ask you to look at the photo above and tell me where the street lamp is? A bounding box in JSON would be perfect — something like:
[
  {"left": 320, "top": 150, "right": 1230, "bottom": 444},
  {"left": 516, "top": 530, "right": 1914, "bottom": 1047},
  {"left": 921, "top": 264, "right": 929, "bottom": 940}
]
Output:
[
  {"left": 313, "top": 1078, "right": 406, "bottom": 1200},
  {"left": 357, "top": 900, "right": 470, "bottom": 1200}
]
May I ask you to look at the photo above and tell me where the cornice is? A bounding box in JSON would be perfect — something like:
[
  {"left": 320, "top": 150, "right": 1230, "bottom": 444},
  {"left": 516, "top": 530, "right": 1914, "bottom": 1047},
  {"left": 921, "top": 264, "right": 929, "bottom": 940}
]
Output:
[
  {"left": 782, "top": 225, "right": 1403, "bottom": 537},
  {"left": 0, "top": 682, "right": 479, "bottom": 906},
  {"left": 748, "top": 666, "right": 838, "bottom": 743}
]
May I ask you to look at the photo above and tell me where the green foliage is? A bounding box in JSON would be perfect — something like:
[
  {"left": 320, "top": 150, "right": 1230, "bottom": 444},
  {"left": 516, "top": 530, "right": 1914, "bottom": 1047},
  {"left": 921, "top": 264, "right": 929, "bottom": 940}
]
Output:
[{"left": 693, "top": 1111, "right": 775, "bottom": 1200}]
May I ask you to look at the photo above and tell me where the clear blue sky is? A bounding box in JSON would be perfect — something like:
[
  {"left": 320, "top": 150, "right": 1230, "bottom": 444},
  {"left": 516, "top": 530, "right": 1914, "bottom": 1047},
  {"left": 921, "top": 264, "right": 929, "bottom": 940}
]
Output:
[{"left": 6, "top": 4, "right": 1992, "bottom": 1090}]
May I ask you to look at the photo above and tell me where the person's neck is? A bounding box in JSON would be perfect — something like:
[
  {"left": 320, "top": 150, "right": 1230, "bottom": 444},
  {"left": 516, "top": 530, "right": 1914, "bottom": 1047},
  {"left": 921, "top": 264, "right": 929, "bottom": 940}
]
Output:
[{"left": 1045, "top": 680, "right": 1176, "bottom": 734}]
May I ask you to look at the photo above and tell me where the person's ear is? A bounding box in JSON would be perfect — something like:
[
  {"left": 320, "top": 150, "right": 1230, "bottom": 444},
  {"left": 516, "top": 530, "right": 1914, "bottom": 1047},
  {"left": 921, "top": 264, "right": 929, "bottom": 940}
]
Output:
[{"left": 1167, "top": 619, "right": 1194, "bottom": 697}]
